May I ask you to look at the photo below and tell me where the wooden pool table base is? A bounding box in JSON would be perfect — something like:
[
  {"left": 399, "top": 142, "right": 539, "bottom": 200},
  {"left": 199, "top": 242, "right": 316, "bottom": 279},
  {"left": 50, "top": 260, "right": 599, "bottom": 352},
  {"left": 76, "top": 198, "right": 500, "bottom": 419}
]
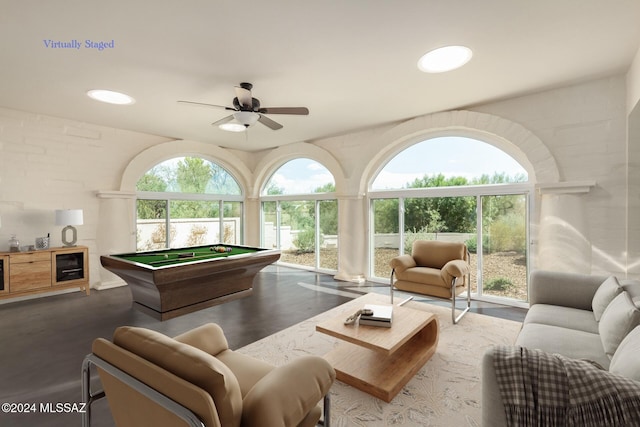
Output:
[
  {"left": 133, "top": 288, "right": 253, "bottom": 321},
  {"left": 100, "top": 246, "right": 280, "bottom": 320}
]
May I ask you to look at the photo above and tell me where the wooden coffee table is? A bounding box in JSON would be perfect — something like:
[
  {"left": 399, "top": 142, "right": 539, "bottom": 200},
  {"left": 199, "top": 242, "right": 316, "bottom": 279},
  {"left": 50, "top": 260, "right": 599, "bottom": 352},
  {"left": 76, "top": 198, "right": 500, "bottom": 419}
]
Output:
[{"left": 315, "top": 293, "right": 439, "bottom": 402}]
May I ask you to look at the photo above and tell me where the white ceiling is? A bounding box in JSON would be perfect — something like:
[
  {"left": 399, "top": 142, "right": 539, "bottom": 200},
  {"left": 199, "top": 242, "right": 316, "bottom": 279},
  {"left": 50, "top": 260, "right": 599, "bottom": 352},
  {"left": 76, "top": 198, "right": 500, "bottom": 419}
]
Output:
[{"left": 1, "top": 1, "right": 639, "bottom": 152}]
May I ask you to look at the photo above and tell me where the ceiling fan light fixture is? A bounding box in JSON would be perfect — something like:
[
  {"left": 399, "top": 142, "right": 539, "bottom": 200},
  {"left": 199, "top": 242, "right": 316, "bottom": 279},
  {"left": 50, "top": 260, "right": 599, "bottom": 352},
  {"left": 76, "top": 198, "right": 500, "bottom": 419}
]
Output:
[
  {"left": 87, "top": 89, "right": 135, "bottom": 105},
  {"left": 182, "top": 83, "right": 302, "bottom": 132},
  {"left": 233, "top": 111, "right": 260, "bottom": 126},
  {"left": 218, "top": 111, "right": 260, "bottom": 132},
  {"left": 219, "top": 121, "right": 247, "bottom": 132},
  {"left": 417, "top": 45, "right": 473, "bottom": 73}
]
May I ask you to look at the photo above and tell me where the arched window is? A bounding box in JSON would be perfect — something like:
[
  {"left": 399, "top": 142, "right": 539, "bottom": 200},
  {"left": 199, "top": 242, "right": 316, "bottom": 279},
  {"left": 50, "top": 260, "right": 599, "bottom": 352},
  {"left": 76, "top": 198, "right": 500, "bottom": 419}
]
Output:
[
  {"left": 372, "top": 136, "right": 527, "bottom": 189},
  {"left": 262, "top": 158, "right": 336, "bottom": 195},
  {"left": 136, "top": 157, "right": 243, "bottom": 250},
  {"left": 261, "top": 158, "right": 337, "bottom": 271},
  {"left": 370, "top": 136, "right": 531, "bottom": 305}
]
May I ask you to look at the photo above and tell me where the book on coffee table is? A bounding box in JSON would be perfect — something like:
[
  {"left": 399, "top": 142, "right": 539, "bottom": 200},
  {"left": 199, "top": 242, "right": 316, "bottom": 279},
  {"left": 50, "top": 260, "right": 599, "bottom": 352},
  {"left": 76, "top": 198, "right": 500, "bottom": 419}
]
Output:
[{"left": 359, "top": 304, "right": 393, "bottom": 327}]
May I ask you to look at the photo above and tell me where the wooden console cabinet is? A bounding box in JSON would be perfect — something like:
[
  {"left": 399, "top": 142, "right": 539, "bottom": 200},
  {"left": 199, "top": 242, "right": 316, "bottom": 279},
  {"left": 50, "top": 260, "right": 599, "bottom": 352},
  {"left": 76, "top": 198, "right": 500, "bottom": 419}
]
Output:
[{"left": 0, "top": 246, "right": 89, "bottom": 300}]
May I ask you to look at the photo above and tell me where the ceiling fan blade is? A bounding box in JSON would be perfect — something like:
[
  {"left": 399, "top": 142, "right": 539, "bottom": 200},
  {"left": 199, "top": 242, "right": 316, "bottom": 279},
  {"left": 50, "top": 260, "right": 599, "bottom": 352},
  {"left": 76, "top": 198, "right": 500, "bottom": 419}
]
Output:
[
  {"left": 234, "top": 86, "right": 253, "bottom": 109},
  {"left": 258, "top": 114, "right": 283, "bottom": 130},
  {"left": 258, "top": 107, "right": 309, "bottom": 115},
  {"left": 211, "top": 115, "right": 234, "bottom": 126},
  {"left": 178, "top": 100, "right": 234, "bottom": 110}
]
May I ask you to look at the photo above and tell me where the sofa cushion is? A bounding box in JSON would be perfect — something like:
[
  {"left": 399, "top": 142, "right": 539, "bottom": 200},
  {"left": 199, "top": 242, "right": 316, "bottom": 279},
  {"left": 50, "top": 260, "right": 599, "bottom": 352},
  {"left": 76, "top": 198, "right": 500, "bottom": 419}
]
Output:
[
  {"left": 599, "top": 293, "right": 640, "bottom": 359},
  {"left": 620, "top": 279, "right": 640, "bottom": 308},
  {"left": 114, "top": 326, "right": 243, "bottom": 427},
  {"left": 609, "top": 326, "right": 640, "bottom": 381},
  {"left": 524, "top": 304, "right": 599, "bottom": 334},
  {"left": 515, "top": 323, "right": 610, "bottom": 369},
  {"left": 592, "top": 276, "right": 622, "bottom": 321}
]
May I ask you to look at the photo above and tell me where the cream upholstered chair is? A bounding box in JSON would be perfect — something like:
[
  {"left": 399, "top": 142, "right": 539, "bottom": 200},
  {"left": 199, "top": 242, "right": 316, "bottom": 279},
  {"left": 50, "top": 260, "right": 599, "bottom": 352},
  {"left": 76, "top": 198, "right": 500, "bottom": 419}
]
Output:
[
  {"left": 390, "top": 240, "right": 471, "bottom": 324},
  {"left": 81, "top": 323, "right": 335, "bottom": 427}
]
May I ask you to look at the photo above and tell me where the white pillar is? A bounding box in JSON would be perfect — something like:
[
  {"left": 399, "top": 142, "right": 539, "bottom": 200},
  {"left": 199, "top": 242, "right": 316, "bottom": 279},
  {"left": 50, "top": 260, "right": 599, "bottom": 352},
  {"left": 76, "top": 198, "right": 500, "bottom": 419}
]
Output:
[
  {"left": 95, "top": 190, "right": 137, "bottom": 289},
  {"left": 334, "top": 194, "right": 367, "bottom": 282},
  {"left": 538, "top": 193, "right": 591, "bottom": 273},
  {"left": 244, "top": 197, "right": 261, "bottom": 247}
]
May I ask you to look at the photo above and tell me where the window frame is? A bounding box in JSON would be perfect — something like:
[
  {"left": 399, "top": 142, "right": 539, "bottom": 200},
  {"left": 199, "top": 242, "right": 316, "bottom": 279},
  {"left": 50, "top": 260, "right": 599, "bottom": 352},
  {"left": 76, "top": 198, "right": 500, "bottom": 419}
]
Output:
[
  {"left": 368, "top": 180, "right": 533, "bottom": 308},
  {"left": 260, "top": 193, "right": 339, "bottom": 273},
  {"left": 135, "top": 156, "right": 245, "bottom": 250}
]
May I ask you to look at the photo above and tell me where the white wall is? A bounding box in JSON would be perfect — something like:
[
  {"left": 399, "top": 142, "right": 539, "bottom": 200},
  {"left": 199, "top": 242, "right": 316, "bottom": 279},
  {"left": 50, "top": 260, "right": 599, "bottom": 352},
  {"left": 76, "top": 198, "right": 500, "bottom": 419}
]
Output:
[
  {"left": 627, "top": 45, "right": 640, "bottom": 114},
  {"left": 0, "top": 107, "right": 172, "bottom": 285},
  {"left": 0, "top": 72, "right": 634, "bottom": 291},
  {"left": 627, "top": 46, "right": 640, "bottom": 278},
  {"left": 472, "top": 77, "right": 628, "bottom": 276}
]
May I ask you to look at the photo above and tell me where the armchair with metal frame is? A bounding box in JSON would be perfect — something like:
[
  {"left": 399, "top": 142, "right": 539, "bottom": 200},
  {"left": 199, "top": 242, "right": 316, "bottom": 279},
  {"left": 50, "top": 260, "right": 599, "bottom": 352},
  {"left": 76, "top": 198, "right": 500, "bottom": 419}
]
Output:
[
  {"left": 389, "top": 240, "right": 471, "bottom": 324},
  {"left": 81, "top": 323, "right": 335, "bottom": 427}
]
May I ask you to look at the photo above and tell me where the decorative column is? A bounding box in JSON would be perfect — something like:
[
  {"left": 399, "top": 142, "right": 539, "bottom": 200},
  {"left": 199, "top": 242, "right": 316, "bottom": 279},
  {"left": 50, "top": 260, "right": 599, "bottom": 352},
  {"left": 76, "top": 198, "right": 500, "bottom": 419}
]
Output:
[
  {"left": 334, "top": 194, "right": 367, "bottom": 282},
  {"left": 95, "top": 190, "right": 137, "bottom": 289},
  {"left": 244, "top": 196, "right": 261, "bottom": 247},
  {"left": 536, "top": 181, "right": 595, "bottom": 273}
]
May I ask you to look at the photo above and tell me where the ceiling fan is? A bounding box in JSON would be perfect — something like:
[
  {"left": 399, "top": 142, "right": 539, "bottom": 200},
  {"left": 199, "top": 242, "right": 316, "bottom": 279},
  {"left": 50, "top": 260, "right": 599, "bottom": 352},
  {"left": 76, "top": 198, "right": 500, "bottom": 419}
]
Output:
[{"left": 178, "top": 82, "right": 309, "bottom": 132}]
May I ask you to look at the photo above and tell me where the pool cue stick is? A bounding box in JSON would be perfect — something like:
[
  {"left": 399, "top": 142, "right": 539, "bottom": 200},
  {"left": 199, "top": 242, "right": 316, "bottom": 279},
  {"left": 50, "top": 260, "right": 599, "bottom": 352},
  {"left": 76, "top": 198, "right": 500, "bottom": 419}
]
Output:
[
  {"left": 397, "top": 296, "right": 414, "bottom": 306},
  {"left": 148, "top": 252, "right": 229, "bottom": 265}
]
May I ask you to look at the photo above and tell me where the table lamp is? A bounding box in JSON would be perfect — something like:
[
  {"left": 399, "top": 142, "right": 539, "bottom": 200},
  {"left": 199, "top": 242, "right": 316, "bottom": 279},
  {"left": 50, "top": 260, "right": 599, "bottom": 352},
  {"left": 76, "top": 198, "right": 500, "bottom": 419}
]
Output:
[{"left": 55, "top": 209, "right": 83, "bottom": 247}]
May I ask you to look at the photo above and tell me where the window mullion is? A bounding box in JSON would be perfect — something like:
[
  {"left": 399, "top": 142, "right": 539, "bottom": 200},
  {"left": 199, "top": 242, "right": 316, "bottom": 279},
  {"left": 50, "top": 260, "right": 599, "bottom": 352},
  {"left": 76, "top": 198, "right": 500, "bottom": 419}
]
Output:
[
  {"left": 476, "top": 195, "right": 483, "bottom": 297},
  {"left": 218, "top": 200, "right": 224, "bottom": 243},
  {"left": 315, "top": 200, "right": 321, "bottom": 269},
  {"left": 165, "top": 200, "right": 171, "bottom": 249},
  {"left": 399, "top": 197, "right": 405, "bottom": 255},
  {"left": 276, "top": 201, "right": 281, "bottom": 249}
]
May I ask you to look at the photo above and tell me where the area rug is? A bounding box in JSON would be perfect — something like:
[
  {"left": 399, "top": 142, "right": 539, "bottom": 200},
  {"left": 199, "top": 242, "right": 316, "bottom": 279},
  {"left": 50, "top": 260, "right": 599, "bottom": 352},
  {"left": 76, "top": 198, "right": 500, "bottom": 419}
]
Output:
[{"left": 237, "top": 293, "right": 521, "bottom": 427}]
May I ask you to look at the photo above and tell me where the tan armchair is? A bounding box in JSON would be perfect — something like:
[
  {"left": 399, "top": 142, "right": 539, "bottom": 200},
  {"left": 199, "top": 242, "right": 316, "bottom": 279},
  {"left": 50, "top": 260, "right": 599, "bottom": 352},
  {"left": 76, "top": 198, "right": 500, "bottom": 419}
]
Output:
[
  {"left": 390, "top": 240, "right": 471, "bottom": 324},
  {"left": 81, "top": 323, "right": 335, "bottom": 427}
]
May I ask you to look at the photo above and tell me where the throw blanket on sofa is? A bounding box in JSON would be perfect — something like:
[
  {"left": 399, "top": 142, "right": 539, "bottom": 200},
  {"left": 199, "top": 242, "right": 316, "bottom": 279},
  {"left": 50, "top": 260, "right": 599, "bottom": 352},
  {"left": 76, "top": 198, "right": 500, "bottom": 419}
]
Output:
[{"left": 492, "top": 346, "right": 640, "bottom": 427}]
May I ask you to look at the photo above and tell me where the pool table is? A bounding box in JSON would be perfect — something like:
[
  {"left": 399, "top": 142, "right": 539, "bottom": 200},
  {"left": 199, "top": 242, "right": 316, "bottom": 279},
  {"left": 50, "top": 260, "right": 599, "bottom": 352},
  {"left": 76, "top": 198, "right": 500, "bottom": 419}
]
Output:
[{"left": 100, "top": 244, "right": 280, "bottom": 320}]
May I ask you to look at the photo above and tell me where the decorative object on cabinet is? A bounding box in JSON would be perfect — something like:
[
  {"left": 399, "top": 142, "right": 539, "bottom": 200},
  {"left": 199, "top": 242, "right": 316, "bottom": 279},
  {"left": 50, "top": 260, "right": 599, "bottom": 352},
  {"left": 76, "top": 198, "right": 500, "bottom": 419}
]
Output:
[
  {"left": 55, "top": 209, "right": 84, "bottom": 247},
  {"left": 35, "top": 235, "right": 50, "bottom": 250},
  {"left": 9, "top": 234, "right": 20, "bottom": 252}
]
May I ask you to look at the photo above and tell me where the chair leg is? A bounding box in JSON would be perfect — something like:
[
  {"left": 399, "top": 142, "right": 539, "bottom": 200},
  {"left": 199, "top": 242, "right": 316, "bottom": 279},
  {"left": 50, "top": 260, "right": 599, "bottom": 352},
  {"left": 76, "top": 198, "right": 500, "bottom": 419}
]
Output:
[
  {"left": 451, "top": 277, "right": 471, "bottom": 324},
  {"left": 390, "top": 269, "right": 395, "bottom": 304},
  {"left": 318, "top": 393, "right": 331, "bottom": 427},
  {"left": 81, "top": 356, "right": 92, "bottom": 427}
]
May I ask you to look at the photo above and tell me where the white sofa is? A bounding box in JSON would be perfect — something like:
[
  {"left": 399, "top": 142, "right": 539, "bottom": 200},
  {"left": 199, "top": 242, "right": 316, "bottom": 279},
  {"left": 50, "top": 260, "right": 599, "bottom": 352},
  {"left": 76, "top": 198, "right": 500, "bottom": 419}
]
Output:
[{"left": 482, "top": 270, "right": 640, "bottom": 426}]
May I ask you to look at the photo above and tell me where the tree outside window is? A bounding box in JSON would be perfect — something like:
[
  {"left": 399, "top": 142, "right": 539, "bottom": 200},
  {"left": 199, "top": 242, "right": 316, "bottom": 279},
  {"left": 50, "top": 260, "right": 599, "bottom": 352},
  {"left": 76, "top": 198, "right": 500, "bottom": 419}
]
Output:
[{"left": 136, "top": 157, "right": 242, "bottom": 250}]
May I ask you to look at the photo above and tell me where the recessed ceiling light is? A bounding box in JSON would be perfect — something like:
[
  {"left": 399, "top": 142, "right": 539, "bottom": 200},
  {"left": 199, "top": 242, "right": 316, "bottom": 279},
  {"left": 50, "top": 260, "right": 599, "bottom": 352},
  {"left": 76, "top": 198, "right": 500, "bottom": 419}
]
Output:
[
  {"left": 87, "top": 89, "right": 135, "bottom": 105},
  {"left": 417, "top": 45, "right": 473, "bottom": 73}
]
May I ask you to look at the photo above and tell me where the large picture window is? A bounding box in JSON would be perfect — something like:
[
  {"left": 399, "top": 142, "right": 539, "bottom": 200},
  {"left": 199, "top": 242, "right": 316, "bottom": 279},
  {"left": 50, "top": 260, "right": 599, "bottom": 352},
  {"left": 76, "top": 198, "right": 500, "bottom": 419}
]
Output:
[
  {"left": 261, "top": 158, "right": 338, "bottom": 271},
  {"left": 136, "top": 157, "right": 243, "bottom": 251},
  {"left": 370, "top": 136, "right": 530, "bottom": 305}
]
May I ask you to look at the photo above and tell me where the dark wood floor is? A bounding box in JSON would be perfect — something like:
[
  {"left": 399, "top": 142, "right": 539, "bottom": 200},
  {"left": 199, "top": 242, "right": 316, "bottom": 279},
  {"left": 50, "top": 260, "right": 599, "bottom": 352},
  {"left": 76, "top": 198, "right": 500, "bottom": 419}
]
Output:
[{"left": 0, "top": 265, "right": 526, "bottom": 427}]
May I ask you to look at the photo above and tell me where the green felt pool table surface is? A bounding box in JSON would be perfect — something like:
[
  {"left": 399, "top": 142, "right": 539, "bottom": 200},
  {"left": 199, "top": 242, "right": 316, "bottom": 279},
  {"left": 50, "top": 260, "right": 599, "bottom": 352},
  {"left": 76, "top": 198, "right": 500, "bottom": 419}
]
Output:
[{"left": 113, "top": 245, "right": 258, "bottom": 267}]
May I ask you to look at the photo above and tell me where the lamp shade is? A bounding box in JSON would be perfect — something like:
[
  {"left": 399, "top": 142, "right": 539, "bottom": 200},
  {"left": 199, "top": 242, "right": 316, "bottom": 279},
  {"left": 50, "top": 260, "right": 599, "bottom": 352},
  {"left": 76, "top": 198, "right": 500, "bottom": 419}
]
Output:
[{"left": 55, "top": 209, "right": 84, "bottom": 226}]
